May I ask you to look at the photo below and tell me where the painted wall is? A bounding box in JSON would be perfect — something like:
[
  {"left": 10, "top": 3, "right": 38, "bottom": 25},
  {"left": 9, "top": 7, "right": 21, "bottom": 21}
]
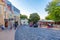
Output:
[{"left": 0, "top": 0, "right": 6, "bottom": 26}]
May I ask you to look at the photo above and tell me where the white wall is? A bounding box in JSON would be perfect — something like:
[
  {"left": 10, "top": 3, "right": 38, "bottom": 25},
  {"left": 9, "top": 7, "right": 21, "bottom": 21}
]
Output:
[{"left": 21, "top": 19, "right": 28, "bottom": 25}]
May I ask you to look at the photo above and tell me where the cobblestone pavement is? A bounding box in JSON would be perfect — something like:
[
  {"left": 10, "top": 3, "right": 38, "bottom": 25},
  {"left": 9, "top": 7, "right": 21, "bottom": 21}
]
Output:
[
  {"left": 0, "top": 29, "right": 15, "bottom": 40},
  {"left": 15, "top": 25, "right": 60, "bottom": 40}
]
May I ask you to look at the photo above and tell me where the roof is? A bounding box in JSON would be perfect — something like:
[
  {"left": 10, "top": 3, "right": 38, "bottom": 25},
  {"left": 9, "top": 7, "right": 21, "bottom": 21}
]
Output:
[{"left": 39, "top": 20, "right": 54, "bottom": 22}]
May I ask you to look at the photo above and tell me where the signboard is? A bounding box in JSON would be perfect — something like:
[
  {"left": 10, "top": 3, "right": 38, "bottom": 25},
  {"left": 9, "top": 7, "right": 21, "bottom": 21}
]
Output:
[
  {"left": 2, "top": 0, "right": 5, "bottom": 2},
  {"left": 12, "top": 6, "right": 20, "bottom": 14},
  {"left": 2, "top": 0, "right": 7, "bottom": 3},
  {"left": 14, "top": 7, "right": 20, "bottom": 13},
  {"left": 7, "top": 1, "right": 12, "bottom": 11}
]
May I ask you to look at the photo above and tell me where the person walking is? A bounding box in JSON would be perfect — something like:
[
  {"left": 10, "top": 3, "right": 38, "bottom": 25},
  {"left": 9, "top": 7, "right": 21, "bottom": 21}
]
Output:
[{"left": 14, "top": 21, "right": 18, "bottom": 30}]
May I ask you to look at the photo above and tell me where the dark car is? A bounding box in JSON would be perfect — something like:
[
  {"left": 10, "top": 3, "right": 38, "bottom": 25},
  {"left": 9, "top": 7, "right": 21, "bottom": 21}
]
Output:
[{"left": 33, "top": 23, "right": 38, "bottom": 27}]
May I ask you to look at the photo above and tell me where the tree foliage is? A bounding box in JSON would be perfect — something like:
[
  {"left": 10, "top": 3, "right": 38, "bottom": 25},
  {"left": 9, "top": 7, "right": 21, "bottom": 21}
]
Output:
[
  {"left": 29, "top": 13, "right": 40, "bottom": 23},
  {"left": 45, "top": 0, "right": 60, "bottom": 22},
  {"left": 20, "top": 14, "right": 27, "bottom": 19}
]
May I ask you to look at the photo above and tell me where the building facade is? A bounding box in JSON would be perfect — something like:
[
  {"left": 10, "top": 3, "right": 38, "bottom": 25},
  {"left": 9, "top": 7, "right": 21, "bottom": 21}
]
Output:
[
  {"left": 0, "top": 0, "right": 20, "bottom": 28},
  {"left": 21, "top": 19, "right": 28, "bottom": 25}
]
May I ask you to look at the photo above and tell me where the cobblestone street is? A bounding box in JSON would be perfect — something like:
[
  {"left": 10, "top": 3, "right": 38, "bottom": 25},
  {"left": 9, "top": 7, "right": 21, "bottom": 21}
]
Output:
[{"left": 15, "top": 25, "right": 60, "bottom": 40}]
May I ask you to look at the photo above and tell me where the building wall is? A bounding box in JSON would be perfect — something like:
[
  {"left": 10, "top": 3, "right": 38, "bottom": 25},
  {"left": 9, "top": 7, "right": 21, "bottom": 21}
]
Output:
[
  {"left": 0, "top": 0, "right": 20, "bottom": 28},
  {"left": 12, "top": 5, "right": 20, "bottom": 26},
  {"left": 17, "top": 16, "right": 20, "bottom": 25},
  {"left": 21, "top": 19, "right": 28, "bottom": 25},
  {"left": 0, "top": 0, "right": 5, "bottom": 26},
  {"left": 0, "top": 0, "right": 12, "bottom": 27}
]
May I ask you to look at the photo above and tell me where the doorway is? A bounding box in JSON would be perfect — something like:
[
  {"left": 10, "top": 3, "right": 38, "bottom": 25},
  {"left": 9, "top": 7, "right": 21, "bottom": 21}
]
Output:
[{"left": 5, "top": 20, "right": 8, "bottom": 28}]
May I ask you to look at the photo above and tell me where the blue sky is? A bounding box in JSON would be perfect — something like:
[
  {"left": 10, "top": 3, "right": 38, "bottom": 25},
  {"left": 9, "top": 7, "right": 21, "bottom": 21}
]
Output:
[{"left": 8, "top": 0, "right": 52, "bottom": 19}]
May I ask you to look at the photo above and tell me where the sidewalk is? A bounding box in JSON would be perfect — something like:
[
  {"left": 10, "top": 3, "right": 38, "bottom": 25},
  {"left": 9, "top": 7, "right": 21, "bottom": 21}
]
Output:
[{"left": 0, "top": 29, "right": 15, "bottom": 40}]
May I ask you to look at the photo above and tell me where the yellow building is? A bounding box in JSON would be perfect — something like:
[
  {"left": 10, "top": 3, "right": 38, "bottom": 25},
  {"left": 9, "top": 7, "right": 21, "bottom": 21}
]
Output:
[
  {"left": 0, "top": 0, "right": 7, "bottom": 27},
  {"left": 0, "top": 0, "right": 12, "bottom": 28}
]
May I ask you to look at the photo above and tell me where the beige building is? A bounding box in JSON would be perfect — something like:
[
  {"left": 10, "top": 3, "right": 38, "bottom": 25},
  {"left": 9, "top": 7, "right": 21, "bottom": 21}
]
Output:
[
  {"left": 0, "top": 0, "right": 7, "bottom": 27},
  {"left": 0, "top": 0, "right": 20, "bottom": 28}
]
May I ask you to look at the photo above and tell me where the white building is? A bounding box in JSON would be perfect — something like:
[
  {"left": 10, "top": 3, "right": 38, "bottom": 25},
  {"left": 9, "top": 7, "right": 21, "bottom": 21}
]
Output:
[{"left": 21, "top": 19, "right": 28, "bottom": 25}]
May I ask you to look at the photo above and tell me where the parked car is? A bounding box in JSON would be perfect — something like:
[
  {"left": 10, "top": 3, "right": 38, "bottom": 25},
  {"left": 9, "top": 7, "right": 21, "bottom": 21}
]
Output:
[{"left": 33, "top": 23, "right": 38, "bottom": 27}]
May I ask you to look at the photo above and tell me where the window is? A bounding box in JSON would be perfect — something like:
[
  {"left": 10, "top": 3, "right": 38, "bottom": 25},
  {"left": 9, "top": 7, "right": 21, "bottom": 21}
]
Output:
[
  {"left": 2, "top": 0, "right": 5, "bottom": 3},
  {"left": 0, "top": 5, "right": 2, "bottom": 14},
  {"left": 4, "top": 7, "right": 7, "bottom": 12}
]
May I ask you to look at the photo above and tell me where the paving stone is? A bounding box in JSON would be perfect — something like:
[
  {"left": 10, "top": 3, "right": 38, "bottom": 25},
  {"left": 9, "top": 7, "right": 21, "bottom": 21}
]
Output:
[{"left": 15, "top": 25, "right": 60, "bottom": 40}]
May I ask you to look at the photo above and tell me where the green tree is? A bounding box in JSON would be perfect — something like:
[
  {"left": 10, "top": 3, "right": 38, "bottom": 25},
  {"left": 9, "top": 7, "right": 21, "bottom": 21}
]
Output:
[
  {"left": 20, "top": 14, "right": 28, "bottom": 19},
  {"left": 45, "top": 0, "right": 60, "bottom": 22},
  {"left": 29, "top": 13, "right": 40, "bottom": 23},
  {"left": 45, "top": 14, "right": 51, "bottom": 20},
  {"left": 45, "top": 13, "right": 55, "bottom": 20}
]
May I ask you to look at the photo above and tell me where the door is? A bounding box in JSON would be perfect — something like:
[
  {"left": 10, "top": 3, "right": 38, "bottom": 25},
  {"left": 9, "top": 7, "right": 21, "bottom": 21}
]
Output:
[{"left": 5, "top": 21, "right": 8, "bottom": 28}]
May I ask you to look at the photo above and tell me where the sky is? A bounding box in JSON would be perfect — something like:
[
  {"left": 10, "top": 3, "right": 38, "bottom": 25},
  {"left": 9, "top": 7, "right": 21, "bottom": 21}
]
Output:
[{"left": 8, "top": 0, "right": 52, "bottom": 19}]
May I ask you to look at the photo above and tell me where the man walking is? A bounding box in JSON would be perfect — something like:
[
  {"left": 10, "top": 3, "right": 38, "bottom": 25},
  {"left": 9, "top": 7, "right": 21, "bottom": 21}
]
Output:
[{"left": 14, "top": 21, "right": 18, "bottom": 30}]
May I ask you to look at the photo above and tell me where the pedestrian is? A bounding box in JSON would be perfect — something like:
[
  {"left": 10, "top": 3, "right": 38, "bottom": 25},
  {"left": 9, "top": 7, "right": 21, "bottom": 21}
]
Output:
[
  {"left": 49, "top": 23, "right": 53, "bottom": 28},
  {"left": 47, "top": 24, "right": 51, "bottom": 28},
  {"left": 29, "top": 22, "right": 33, "bottom": 27},
  {"left": 14, "top": 21, "right": 18, "bottom": 30}
]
